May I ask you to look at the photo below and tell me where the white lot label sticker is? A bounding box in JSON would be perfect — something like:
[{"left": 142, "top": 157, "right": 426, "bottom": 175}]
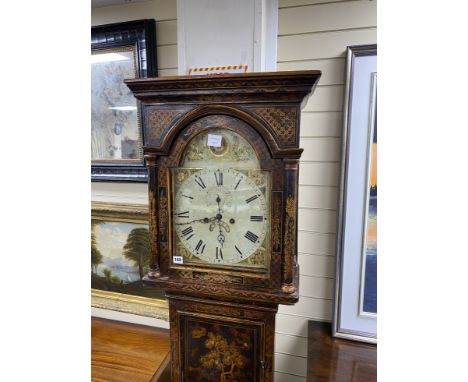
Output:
[
  {"left": 173, "top": 256, "right": 184, "bottom": 264},
  {"left": 207, "top": 134, "right": 222, "bottom": 147}
]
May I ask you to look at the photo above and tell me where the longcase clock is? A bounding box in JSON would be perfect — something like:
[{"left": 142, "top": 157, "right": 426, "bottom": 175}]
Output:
[{"left": 125, "top": 71, "right": 321, "bottom": 382}]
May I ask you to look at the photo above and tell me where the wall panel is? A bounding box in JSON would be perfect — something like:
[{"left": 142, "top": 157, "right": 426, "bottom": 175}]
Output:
[
  {"left": 298, "top": 253, "right": 335, "bottom": 278},
  {"left": 297, "top": 230, "right": 336, "bottom": 255},
  {"left": 91, "top": 0, "right": 176, "bottom": 24},
  {"left": 298, "top": 185, "right": 338, "bottom": 210},
  {"left": 156, "top": 19, "right": 177, "bottom": 45},
  {"left": 276, "top": 314, "right": 310, "bottom": 337},
  {"left": 275, "top": 3, "right": 376, "bottom": 374},
  {"left": 300, "top": 137, "right": 341, "bottom": 161},
  {"left": 274, "top": 371, "right": 307, "bottom": 382},
  {"left": 278, "top": 28, "right": 377, "bottom": 61},
  {"left": 303, "top": 85, "right": 344, "bottom": 112},
  {"left": 279, "top": 0, "right": 376, "bottom": 35},
  {"left": 278, "top": 57, "right": 345, "bottom": 85},
  {"left": 274, "top": 353, "right": 307, "bottom": 377},
  {"left": 280, "top": 0, "right": 348, "bottom": 7},
  {"left": 299, "top": 111, "right": 342, "bottom": 137},
  {"left": 298, "top": 208, "right": 337, "bottom": 233},
  {"left": 299, "top": 162, "right": 340, "bottom": 186},
  {"left": 279, "top": 296, "right": 333, "bottom": 320},
  {"left": 275, "top": 333, "right": 308, "bottom": 357}
]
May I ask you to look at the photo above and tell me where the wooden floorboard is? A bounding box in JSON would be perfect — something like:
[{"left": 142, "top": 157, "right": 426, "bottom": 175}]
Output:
[
  {"left": 307, "top": 321, "right": 377, "bottom": 382},
  {"left": 92, "top": 317, "right": 170, "bottom": 382}
]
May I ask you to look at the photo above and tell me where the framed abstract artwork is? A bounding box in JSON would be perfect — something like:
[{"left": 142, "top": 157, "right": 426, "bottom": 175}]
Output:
[
  {"left": 91, "top": 19, "right": 157, "bottom": 182},
  {"left": 333, "top": 44, "right": 377, "bottom": 343},
  {"left": 91, "top": 202, "right": 168, "bottom": 319}
]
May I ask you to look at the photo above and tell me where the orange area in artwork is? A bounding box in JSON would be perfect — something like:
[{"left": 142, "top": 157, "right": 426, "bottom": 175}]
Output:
[
  {"left": 367, "top": 217, "right": 377, "bottom": 250},
  {"left": 370, "top": 143, "right": 377, "bottom": 188}
]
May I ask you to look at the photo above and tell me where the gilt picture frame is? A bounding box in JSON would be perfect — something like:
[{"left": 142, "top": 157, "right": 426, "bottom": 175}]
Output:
[
  {"left": 91, "top": 19, "right": 157, "bottom": 182},
  {"left": 91, "top": 202, "right": 168, "bottom": 320},
  {"left": 333, "top": 44, "right": 377, "bottom": 343}
]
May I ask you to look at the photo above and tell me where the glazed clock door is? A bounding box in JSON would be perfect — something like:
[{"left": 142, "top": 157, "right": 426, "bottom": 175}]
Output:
[{"left": 171, "top": 128, "right": 271, "bottom": 275}]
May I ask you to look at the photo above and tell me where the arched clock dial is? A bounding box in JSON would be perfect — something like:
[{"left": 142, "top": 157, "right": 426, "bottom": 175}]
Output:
[{"left": 174, "top": 168, "right": 269, "bottom": 265}]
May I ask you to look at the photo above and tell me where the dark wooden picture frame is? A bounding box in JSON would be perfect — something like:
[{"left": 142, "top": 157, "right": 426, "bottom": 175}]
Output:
[{"left": 91, "top": 19, "right": 157, "bottom": 182}]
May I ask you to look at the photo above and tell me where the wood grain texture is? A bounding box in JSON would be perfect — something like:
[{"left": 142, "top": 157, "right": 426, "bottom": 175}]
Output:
[
  {"left": 91, "top": 318, "right": 170, "bottom": 382},
  {"left": 307, "top": 321, "right": 376, "bottom": 381}
]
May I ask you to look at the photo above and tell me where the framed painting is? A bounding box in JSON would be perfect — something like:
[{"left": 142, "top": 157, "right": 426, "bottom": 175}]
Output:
[
  {"left": 333, "top": 44, "right": 377, "bottom": 343},
  {"left": 91, "top": 19, "right": 157, "bottom": 182},
  {"left": 91, "top": 202, "right": 168, "bottom": 320}
]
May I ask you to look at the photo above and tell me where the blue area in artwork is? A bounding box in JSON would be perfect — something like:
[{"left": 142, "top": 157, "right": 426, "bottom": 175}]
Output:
[
  {"left": 363, "top": 251, "right": 377, "bottom": 313},
  {"left": 363, "top": 194, "right": 377, "bottom": 314}
]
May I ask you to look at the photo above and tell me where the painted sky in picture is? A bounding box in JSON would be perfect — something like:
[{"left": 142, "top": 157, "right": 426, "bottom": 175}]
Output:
[{"left": 95, "top": 222, "right": 141, "bottom": 263}]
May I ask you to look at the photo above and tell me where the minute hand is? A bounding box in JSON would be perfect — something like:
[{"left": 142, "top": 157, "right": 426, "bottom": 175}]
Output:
[{"left": 175, "top": 216, "right": 217, "bottom": 226}]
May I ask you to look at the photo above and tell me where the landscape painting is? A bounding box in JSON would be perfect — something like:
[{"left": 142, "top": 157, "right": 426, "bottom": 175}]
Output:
[
  {"left": 91, "top": 204, "right": 165, "bottom": 301},
  {"left": 360, "top": 73, "right": 377, "bottom": 316}
]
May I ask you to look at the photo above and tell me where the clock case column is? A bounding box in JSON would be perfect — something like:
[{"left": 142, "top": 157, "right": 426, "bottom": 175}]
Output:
[{"left": 125, "top": 71, "right": 321, "bottom": 382}]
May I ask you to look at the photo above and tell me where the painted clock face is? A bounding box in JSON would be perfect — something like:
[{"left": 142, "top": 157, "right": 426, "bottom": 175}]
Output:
[
  {"left": 174, "top": 168, "right": 268, "bottom": 265},
  {"left": 172, "top": 129, "right": 270, "bottom": 270}
]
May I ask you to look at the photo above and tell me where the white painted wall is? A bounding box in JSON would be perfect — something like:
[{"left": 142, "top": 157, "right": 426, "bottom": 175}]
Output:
[
  {"left": 176, "top": 0, "right": 278, "bottom": 74},
  {"left": 91, "top": 0, "right": 377, "bottom": 380}
]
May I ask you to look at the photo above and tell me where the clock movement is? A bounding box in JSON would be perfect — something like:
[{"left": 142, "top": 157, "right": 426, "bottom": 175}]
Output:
[{"left": 125, "top": 71, "right": 321, "bottom": 382}]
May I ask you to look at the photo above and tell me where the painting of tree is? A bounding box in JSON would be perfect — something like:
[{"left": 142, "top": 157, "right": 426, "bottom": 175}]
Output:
[
  {"left": 187, "top": 322, "right": 255, "bottom": 382},
  {"left": 122, "top": 227, "right": 151, "bottom": 278},
  {"left": 91, "top": 221, "right": 103, "bottom": 273}
]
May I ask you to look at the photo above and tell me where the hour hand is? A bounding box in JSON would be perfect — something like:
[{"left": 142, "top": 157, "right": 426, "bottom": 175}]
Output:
[{"left": 175, "top": 216, "right": 217, "bottom": 225}]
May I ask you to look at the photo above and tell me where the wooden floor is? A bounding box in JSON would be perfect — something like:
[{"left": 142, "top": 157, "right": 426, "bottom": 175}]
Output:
[
  {"left": 307, "top": 321, "right": 377, "bottom": 382},
  {"left": 91, "top": 318, "right": 170, "bottom": 382},
  {"left": 92, "top": 317, "right": 376, "bottom": 382}
]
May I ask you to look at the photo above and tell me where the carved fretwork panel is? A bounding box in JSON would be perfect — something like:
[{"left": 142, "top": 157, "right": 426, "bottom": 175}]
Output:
[
  {"left": 243, "top": 105, "right": 299, "bottom": 148},
  {"left": 143, "top": 105, "right": 194, "bottom": 146}
]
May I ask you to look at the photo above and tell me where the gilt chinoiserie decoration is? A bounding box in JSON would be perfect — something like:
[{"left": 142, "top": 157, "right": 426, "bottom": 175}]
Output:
[{"left": 125, "top": 71, "right": 321, "bottom": 382}]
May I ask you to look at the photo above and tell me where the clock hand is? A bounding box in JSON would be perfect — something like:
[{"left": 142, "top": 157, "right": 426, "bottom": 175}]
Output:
[
  {"left": 216, "top": 194, "right": 222, "bottom": 213},
  {"left": 208, "top": 220, "right": 230, "bottom": 232},
  {"left": 175, "top": 216, "right": 217, "bottom": 226},
  {"left": 218, "top": 220, "right": 230, "bottom": 232}
]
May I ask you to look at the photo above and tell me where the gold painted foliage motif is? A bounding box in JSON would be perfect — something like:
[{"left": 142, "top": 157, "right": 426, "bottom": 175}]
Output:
[
  {"left": 191, "top": 325, "right": 251, "bottom": 382},
  {"left": 272, "top": 196, "right": 282, "bottom": 252},
  {"left": 177, "top": 242, "right": 194, "bottom": 260},
  {"left": 244, "top": 247, "right": 266, "bottom": 266},
  {"left": 286, "top": 195, "right": 295, "bottom": 217},
  {"left": 182, "top": 129, "right": 259, "bottom": 169}
]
